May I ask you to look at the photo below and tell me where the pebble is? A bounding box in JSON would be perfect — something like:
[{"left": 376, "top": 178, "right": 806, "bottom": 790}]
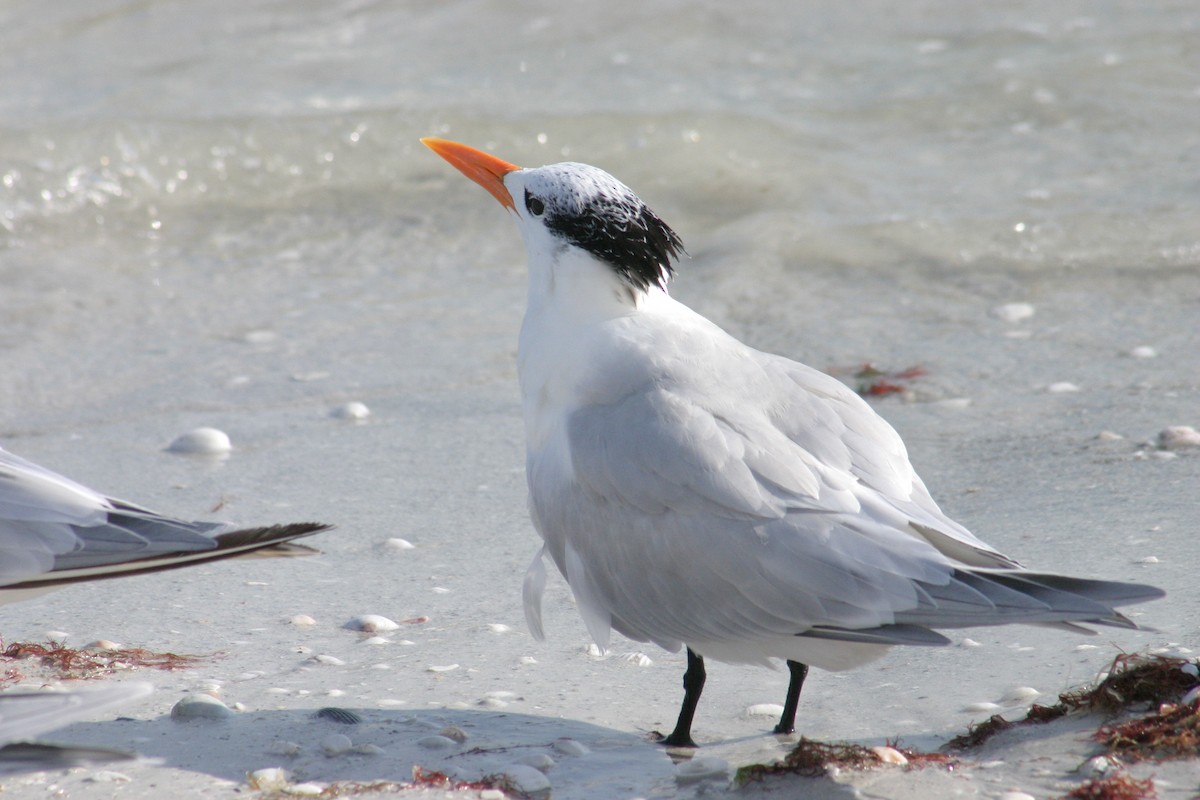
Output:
[
  {"left": 1180, "top": 662, "right": 1199, "bottom": 678},
  {"left": 501, "top": 764, "right": 551, "bottom": 795},
  {"left": 552, "top": 738, "right": 589, "bottom": 756},
  {"left": 83, "top": 639, "right": 122, "bottom": 652},
  {"left": 745, "top": 703, "right": 786, "bottom": 718},
  {"left": 480, "top": 791, "right": 506, "bottom": 800},
  {"left": 992, "top": 302, "right": 1035, "bottom": 323},
  {"left": 45, "top": 630, "right": 71, "bottom": 641},
  {"left": 290, "top": 614, "right": 317, "bottom": 627},
  {"left": 1074, "top": 644, "right": 1099, "bottom": 652},
  {"left": 1000, "top": 686, "right": 1041, "bottom": 704},
  {"left": 623, "top": 652, "right": 654, "bottom": 667},
  {"left": 247, "top": 768, "right": 290, "bottom": 791},
  {"left": 999, "top": 793, "right": 1036, "bottom": 800},
  {"left": 675, "top": 756, "right": 730, "bottom": 785},
  {"left": 383, "top": 537, "right": 416, "bottom": 551},
  {"left": 288, "top": 784, "right": 327, "bottom": 797},
  {"left": 345, "top": 614, "right": 400, "bottom": 633},
  {"left": 519, "top": 656, "right": 538, "bottom": 665},
  {"left": 1135, "top": 556, "right": 1160, "bottom": 564},
  {"left": 479, "top": 697, "right": 509, "bottom": 709},
  {"left": 1181, "top": 686, "right": 1200, "bottom": 705},
  {"left": 320, "top": 733, "right": 353, "bottom": 756},
  {"left": 362, "top": 636, "right": 390, "bottom": 645},
  {"left": 417, "top": 735, "right": 458, "bottom": 750},
  {"left": 1157, "top": 425, "right": 1200, "bottom": 450},
  {"left": 1128, "top": 345, "right": 1158, "bottom": 359},
  {"left": 1096, "top": 430, "right": 1124, "bottom": 441},
  {"left": 166, "top": 427, "right": 232, "bottom": 455},
  {"left": 487, "top": 623, "right": 513, "bottom": 633},
  {"left": 517, "top": 753, "right": 556, "bottom": 771},
  {"left": 171, "top": 694, "right": 235, "bottom": 720},
  {"left": 960, "top": 638, "right": 982, "bottom": 648},
  {"left": 871, "top": 746, "right": 908, "bottom": 765},
  {"left": 330, "top": 401, "right": 370, "bottom": 420},
  {"left": 352, "top": 743, "right": 384, "bottom": 755},
  {"left": 427, "top": 663, "right": 459, "bottom": 673},
  {"left": 1047, "top": 382, "right": 1081, "bottom": 393}
]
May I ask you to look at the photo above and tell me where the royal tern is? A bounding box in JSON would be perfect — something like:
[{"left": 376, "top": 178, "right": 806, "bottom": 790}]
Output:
[
  {"left": 0, "top": 446, "right": 330, "bottom": 605},
  {"left": 423, "top": 137, "right": 1164, "bottom": 746}
]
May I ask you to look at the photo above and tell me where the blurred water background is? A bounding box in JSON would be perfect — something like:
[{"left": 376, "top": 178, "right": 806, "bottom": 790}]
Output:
[{"left": 0, "top": 2, "right": 1196, "bottom": 774}]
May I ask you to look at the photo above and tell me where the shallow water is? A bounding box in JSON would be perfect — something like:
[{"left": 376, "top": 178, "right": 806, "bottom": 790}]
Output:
[{"left": 1, "top": 2, "right": 1198, "bottom": 797}]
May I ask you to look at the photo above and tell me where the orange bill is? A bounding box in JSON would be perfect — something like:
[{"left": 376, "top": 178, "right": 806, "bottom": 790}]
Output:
[{"left": 421, "top": 137, "right": 520, "bottom": 210}]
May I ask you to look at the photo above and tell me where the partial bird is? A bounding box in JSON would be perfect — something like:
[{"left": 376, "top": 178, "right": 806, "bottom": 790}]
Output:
[
  {"left": 422, "top": 137, "right": 1164, "bottom": 747},
  {"left": 0, "top": 446, "right": 330, "bottom": 605},
  {"left": 0, "top": 683, "right": 152, "bottom": 771}
]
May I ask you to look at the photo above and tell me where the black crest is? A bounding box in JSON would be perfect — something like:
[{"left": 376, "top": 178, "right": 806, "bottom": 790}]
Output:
[{"left": 529, "top": 163, "right": 685, "bottom": 292}]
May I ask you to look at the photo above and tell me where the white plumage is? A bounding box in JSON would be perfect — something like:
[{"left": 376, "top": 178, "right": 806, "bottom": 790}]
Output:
[{"left": 423, "top": 137, "right": 1163, "bottom": 745}]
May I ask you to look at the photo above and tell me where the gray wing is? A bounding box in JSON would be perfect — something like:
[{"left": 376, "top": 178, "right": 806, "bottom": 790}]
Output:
[{"left": 531, "top": 352, "right": 1159, "bottom": 659}]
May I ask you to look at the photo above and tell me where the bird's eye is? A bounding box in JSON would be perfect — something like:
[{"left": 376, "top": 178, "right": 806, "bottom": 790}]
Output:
[{"left": 525, "top": 190, "right": 545, "bottom": 217}]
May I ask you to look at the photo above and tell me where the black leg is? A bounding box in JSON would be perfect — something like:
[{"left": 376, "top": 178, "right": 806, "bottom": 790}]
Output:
[
  {"left": 773, "top": 660, "right": 809, "bottom": 734},
  {"left": 661, "top": 648, "right": 706, "bottom": 747}
]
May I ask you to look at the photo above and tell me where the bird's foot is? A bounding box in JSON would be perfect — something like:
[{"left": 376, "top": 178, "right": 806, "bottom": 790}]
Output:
[
  {"left": 651, "top": 730, "right": 699, "bottom": 748},
  {"left": 772, "top": 722, "right": 796, "bottom": 735}
]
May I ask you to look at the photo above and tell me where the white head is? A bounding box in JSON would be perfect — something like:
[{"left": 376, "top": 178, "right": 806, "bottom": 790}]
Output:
[{"left": 423, "top": 138, "right": 684, "bottom": 301}]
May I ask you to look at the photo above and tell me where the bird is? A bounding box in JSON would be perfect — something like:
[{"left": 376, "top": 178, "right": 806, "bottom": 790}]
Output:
[
  {"left": 0, "top": 683, "right": 151, "bottom": 771},
  {"left": 0, "top": 445, "right": 330, "bottom": 605},
  {"left": 422, "top": 137, "right": 1165, "bottom": 747}
]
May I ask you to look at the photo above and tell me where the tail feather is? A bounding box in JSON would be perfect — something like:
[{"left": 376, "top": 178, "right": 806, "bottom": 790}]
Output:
[
  {"left": 3, "top": 522, "right": 331, "bottom": 593},
  {"left": 894, "top": 568, "right": 1163, "bottom": 631}
]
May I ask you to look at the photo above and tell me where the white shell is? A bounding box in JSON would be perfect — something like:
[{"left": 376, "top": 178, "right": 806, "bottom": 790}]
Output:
[
  {"left": 345, "top": 614, "right": 400, "bottom": 633},
  {"left": 991, "top": 302, "right": 1035, "bottom": 323},
  {"left": 171, "top": 694, "right": 234, "bottom": 720},
  {"left": 500, "top": 764, "right": 551, "bottom": 794},
  {"left": 166, "top": 427, "right": 232, "bottom": 455},
  {"left": 330, "top": 401, "right": 370, "bottom": 420},
  {"left": 1000, "top": 686, "right": 1041, "bottom": 704},
  {"left": 871, "top": 746, "right": 908, "bottom": 765},
  {"left": 1158, "top": 425, "right": 1200, "bottom": 450},
  {"left": 247, "top": 768, "right": 290, "bottom": 791},
  {"left": 320, "top": 733, "right": 352, "bottom": 756}
]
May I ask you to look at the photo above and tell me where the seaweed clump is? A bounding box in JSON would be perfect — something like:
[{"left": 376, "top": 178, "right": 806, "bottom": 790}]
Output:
[
  {"left": 2, "top": 640, "right": 206, "bottom": 680},
  {"left": 736, "top": 737, "right": 954, "bottom": 784},
  {"left": 1063, "top": 773, "right": 1157, "bottom": 800},
  {"left": 948, "top": 653, "right": 1198, "bottom": 753}
]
